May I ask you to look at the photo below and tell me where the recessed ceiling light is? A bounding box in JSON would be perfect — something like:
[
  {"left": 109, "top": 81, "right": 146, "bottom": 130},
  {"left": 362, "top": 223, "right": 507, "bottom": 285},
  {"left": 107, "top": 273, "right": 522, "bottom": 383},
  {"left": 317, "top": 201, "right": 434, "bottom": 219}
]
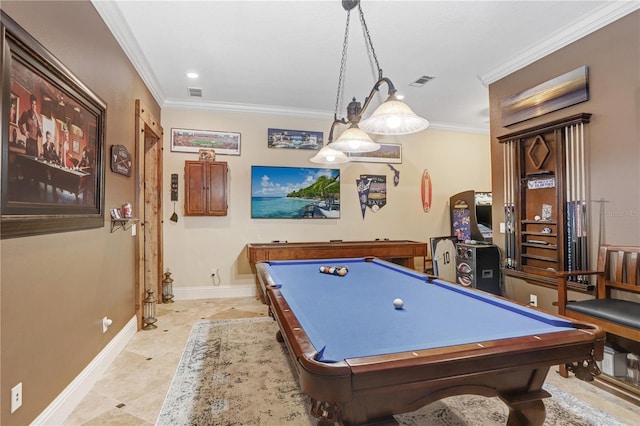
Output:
[{"left": 186, "top": 72, "right": 199, "bottom": 79}]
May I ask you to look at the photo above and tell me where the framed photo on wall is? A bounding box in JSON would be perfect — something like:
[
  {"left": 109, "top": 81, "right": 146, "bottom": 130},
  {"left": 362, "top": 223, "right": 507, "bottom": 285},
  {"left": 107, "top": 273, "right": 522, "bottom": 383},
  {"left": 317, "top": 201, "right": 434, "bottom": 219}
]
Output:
[
  {"left": 1, "top": 11, "right": 107, "bottom": 238},
  {"left": 348, "top": 143, "right": 402, "bottom": 163},
  {"left": 171, "top": 128, "right": 241, "bottom": 156},
  {"left": 267, "top": 128, "right": 323, "bottom": 150}
]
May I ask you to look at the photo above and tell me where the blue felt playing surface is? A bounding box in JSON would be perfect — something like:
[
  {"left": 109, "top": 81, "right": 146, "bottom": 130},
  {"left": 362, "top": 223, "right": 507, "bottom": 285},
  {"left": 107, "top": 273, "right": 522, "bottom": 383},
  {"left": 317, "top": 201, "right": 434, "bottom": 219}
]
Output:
[{"left": 266, "top": 258, "right": 575, "bottom": 363}]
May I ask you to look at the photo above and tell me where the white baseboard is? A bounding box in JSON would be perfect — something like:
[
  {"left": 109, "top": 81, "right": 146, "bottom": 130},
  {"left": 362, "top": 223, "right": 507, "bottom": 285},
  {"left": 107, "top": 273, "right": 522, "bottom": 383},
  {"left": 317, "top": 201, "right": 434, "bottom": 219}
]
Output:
[
  {"left": 173, "top": 284, "right": 256, "bottom": 300},
  {"left": 31, "top": 316, "right": 138, "bottom": 425}
]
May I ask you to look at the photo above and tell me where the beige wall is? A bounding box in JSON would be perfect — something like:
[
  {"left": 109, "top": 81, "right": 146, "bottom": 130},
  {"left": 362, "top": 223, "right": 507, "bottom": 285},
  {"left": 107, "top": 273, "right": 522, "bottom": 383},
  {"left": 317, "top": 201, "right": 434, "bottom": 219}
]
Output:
[
  {"left": 489, "top": 11, "right": 640, "bottom": 309},
  {"left": 0, "top": 1, "right": 159, "bottom": 424},
  {"left": 162, "top": 108, "right": 491, "bottom": 290}
]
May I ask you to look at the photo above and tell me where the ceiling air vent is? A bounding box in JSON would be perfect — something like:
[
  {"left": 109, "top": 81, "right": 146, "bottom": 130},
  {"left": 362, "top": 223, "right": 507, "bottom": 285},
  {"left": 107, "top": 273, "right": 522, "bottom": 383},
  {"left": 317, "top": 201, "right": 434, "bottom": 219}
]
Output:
[
  {"left": 188, "top": 87, "right": 203, "bottom": 97},
  {"left": 409, "top": 75, "right": 435, "bottom": 87}
]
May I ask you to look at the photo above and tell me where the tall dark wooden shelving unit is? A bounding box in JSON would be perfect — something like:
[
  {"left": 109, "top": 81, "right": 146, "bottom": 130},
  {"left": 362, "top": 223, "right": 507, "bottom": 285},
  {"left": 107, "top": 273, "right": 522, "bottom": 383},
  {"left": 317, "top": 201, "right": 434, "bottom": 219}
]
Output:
[{"left": 499, "top": 113, "right": 592, "bottom": 289}]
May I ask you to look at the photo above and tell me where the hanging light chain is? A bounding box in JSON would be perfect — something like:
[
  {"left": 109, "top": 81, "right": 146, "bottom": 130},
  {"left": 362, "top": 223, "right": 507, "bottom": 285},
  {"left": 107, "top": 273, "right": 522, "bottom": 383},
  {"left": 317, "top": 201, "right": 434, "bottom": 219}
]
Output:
[
  {"left": 334, "top": 9, "right": 352, "bottom": 117},
  {"left": 358, "top": 2, "right": 382, "bottom": 80}
]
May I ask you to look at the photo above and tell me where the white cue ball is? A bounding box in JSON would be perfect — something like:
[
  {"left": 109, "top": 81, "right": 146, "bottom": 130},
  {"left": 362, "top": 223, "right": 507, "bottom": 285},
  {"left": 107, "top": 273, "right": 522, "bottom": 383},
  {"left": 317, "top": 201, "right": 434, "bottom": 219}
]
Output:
[{"left": 393, "top": 298, "right": 404, "bottom": 309}]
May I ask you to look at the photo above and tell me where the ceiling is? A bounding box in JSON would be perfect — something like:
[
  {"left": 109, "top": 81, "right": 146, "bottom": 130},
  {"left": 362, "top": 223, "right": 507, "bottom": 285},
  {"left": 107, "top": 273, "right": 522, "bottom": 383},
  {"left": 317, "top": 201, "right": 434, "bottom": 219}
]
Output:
[{"left": 92, "top": 1, "right": 639, "bottom": 134}]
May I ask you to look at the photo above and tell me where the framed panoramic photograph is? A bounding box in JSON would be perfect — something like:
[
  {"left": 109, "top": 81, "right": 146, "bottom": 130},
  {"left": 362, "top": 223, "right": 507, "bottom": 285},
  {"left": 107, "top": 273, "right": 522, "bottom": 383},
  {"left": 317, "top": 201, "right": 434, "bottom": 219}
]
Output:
[
  {"left": 251, "top": 166, "right": 340, "bottom": 219},
  {"left": 267, "top": 128, "right": 323, "bottom": 150},
  {"left": 500, "top": 65, "right": 589, "bottom": 127},
  {"left": 348, "top": 143, "right": 402, "bottom": 163},
  {"left": 1, "top": 11, "right": 106, "bottom": 238},
  {"left": 171, "top": 128, "right": 241, "bottom": 156}
]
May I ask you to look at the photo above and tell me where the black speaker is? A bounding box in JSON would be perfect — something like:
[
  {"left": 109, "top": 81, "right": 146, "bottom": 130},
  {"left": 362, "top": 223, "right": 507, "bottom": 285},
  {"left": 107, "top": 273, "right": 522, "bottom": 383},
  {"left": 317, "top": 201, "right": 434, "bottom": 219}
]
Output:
[{"left": 455, "top": 243, "right": 501, "bottom": 295}]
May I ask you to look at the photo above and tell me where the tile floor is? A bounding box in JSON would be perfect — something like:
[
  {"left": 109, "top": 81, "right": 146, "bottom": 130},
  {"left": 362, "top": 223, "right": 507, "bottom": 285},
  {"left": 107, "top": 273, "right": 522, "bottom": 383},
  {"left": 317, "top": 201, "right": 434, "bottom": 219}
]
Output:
[{"left": 63, "top": 297, "right": 639, "bottom": 425}]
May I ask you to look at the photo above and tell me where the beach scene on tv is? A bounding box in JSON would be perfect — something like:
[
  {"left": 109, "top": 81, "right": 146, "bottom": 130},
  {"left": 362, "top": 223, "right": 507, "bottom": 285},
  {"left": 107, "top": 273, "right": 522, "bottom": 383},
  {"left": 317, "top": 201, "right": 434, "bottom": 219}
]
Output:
[{"left": 251, "top": 166, "right": 340, "bottom": 219}]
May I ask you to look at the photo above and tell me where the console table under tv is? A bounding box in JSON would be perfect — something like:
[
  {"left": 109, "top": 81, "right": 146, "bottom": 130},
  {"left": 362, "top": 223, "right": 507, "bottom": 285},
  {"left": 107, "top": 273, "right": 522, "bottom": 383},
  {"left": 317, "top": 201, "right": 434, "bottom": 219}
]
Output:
[{"left": 247, "top": 239, "right": 428, "bottom": 300}]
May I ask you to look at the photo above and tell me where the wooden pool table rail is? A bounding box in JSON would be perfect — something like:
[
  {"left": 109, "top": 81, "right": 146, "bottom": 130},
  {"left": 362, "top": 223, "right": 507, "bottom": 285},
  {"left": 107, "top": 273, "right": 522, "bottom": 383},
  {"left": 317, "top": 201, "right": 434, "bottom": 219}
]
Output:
[
  {"left": 257, "top": 262, "right": 605, "bottom": 426},
  {"left": 247, "top": 239, "right": 427, "bottom": 268},
  {"left": 247, "top": 240, "right": 428, "bottom": 302}
]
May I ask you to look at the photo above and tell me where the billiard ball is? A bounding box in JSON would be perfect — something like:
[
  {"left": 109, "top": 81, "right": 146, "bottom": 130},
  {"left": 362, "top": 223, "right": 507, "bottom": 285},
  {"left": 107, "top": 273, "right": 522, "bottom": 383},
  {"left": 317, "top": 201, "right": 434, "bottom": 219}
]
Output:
[{"left": 393, "top": 298, "right": 404, "bottom": 309}]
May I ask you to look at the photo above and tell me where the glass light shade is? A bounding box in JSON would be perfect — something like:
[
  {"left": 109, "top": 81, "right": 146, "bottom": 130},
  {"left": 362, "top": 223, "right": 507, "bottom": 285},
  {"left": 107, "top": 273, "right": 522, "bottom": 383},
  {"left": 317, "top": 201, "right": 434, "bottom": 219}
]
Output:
[
  {"left": 310, "top": 146, "right": 350, "bottom": 164},
  {"left": 359, "top": 99, "right": 429, "bottom": 135},
  {"left": 330, "top": 125, "right": 381, "bottom": 153}
]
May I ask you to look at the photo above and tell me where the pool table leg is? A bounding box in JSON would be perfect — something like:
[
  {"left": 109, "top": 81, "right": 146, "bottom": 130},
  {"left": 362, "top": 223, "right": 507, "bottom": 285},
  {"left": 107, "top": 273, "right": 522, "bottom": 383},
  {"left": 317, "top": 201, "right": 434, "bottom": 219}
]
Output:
[
  {"left": 502, "top": 390, "right": 550, "bottom": 426},
  {"left": 310, "top": 398, "right": 342, "bottom": 425}
]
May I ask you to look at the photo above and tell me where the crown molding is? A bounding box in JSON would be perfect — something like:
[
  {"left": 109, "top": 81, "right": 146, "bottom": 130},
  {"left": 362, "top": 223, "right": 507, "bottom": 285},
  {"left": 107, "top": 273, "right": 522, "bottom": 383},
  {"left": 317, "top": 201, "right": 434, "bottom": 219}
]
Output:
[
  {"left": 162, "top": 98, "right": 333, "bottom": 120},
  {"left": 163, "top": 99, "right": 489, "bottom": 135},
  {"left": 428, "top": 121, "right": 489, "bottom": 135},
  {"left": 91, "top": 0, "right": 165, "bottom": 105},
  {"left": 479, "top": 1, "right": 640, "bottom": 85}
]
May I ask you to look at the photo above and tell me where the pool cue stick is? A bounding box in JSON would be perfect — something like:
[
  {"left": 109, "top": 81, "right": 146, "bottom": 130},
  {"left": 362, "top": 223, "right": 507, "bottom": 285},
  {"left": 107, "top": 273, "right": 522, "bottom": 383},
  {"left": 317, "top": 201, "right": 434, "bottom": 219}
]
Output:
[
  {"left": 579, "top": 123, "right": 589, "bottom": 281},
  {"left": 591, "top": 198, "right": 609, "bottom": 247},
  {"left": 571, "top": 126, "right": 582, "bottom": 282},
  {"left": 565, "top": 126, "right": 573, "bottom": 277},
  {"left": 503, "top": 142, "right": 510, "bottom": 268},
  {"left": 506, "top": 140, "right": 516, "bottom": 268},
  {"left": 503, "top": 141, "right": 510, "bottom": 267},
  {"left": 511, "top": 140, "right": 517, "bottom": 267},
  {"left": 571, "top": 125, "right": 581, "bottom": 279}
]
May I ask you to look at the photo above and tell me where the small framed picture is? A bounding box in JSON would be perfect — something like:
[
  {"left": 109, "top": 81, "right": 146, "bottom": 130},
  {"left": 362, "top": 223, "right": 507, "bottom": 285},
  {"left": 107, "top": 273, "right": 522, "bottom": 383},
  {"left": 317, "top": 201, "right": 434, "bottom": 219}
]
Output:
[
  {"left": 542, "top": 204, "right": 552, "bottom": 221},
  {"left": 171, "top": 128, "right": 240, "bottom": 156}
]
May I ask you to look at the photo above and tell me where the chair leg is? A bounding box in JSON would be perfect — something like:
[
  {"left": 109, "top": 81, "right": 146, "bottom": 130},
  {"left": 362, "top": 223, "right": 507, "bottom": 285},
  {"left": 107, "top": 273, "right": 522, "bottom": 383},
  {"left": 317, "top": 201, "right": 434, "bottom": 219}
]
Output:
[{"left": 558, "top": 363, "right": 569, "bottom": 378}]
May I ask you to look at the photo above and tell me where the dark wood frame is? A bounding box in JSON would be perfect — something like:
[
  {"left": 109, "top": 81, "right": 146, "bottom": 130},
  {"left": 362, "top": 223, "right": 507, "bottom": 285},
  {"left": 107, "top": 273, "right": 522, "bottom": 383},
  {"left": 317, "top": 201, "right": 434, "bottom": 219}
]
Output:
[
  {"left": 1, "top": 11, "right": 106, "bottom": 238},
  {"left": 499, "top": 113, "right": 591, "bottom": 287}
]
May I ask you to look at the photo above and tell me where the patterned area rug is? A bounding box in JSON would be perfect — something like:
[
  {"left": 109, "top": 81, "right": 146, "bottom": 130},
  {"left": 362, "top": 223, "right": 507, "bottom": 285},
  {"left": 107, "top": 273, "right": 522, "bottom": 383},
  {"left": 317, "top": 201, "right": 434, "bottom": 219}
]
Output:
[{"left": 157, "top": 317, "right": 627, "bottom": 426}]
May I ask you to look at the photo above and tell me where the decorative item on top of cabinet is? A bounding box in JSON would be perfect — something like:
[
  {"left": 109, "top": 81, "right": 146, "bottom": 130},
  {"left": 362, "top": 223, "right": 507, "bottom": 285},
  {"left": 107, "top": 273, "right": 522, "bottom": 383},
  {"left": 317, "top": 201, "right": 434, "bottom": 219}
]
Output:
[
  {"left": 499, "top": 113, "right": 591, "bottom": 289},
  {"left": 184, "top": 161, "right": 228, "bottom": 216}
]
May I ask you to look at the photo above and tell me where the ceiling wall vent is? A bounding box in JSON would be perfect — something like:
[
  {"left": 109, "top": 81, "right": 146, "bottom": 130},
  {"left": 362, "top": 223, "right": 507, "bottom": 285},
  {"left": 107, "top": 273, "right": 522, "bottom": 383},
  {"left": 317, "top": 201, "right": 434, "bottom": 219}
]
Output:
[
  {"left": 409, "top": 75, "right": 435, "bottom": 87},
  {"left": 188, "top": 87, "right": 203, "bottom": 97}
]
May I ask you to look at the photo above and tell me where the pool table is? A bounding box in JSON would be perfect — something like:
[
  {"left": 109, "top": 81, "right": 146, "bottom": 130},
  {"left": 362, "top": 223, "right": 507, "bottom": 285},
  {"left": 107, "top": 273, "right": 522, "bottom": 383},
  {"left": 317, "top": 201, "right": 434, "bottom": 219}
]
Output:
[{"left": 256, "top": 257, "right": 604, "bottom": 426}]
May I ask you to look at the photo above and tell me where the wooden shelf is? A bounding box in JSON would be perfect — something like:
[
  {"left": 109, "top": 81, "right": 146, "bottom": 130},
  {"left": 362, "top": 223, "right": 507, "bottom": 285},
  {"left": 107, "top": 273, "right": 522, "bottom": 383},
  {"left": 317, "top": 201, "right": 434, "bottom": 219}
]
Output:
[
  {"left": 523, "top": 170, "right": 555, "bottom": 178},
  {"left": 522, "top": 243, "right": 558, "bottom": 250},
  {"left": 110, "top": 218, "right": 139, "bottom": 233},
  {"left": 521, "top": 253, "right": 557, "bottom": 262},
  {"left": 522, "top": 231, "right": 557, "bottom": 237},
  {"left": 521, "top": 220, "right": 557, "bottom": 225}
]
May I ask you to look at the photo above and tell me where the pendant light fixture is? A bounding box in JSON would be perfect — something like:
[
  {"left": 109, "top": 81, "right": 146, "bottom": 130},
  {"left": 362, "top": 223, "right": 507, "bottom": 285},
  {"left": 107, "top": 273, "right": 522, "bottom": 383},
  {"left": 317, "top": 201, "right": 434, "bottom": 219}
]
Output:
[{"left": 315, "top": 0, "right": 429, "bottom": 160}]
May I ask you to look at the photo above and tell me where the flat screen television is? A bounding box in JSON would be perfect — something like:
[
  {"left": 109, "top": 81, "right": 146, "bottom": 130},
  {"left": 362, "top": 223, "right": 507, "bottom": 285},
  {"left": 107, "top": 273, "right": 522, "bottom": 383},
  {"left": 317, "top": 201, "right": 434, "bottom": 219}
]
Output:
[{"left": 251, "top": 166, "right": 340, "bottom": 219}]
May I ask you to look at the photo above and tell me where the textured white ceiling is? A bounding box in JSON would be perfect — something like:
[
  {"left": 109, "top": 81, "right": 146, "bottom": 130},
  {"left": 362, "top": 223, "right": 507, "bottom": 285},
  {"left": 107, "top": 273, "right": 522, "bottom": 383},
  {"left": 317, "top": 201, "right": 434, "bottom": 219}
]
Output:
[{"left": 93, "top": 0, "right": 639, "bottom": 134}]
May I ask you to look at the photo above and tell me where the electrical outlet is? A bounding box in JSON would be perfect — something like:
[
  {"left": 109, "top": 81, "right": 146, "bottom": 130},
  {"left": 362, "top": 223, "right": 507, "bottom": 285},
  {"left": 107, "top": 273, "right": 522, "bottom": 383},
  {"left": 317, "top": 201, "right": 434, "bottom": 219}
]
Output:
[
  {"left": 102, "top": 316, "right": 113, "bottom": 333},
  {"left": 529, "top": 294, "right": 538, "bottom": 307},
  {"left": 11, "top": 382, "right": 22, "bottom": 413}
]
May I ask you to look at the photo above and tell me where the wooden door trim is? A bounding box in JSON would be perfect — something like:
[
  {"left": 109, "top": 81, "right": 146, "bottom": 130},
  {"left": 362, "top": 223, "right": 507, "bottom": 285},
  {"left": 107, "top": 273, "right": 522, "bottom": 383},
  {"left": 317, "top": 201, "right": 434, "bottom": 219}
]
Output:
[{"left": 135, "top": 99, "right": 163, "bottom": 330}]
